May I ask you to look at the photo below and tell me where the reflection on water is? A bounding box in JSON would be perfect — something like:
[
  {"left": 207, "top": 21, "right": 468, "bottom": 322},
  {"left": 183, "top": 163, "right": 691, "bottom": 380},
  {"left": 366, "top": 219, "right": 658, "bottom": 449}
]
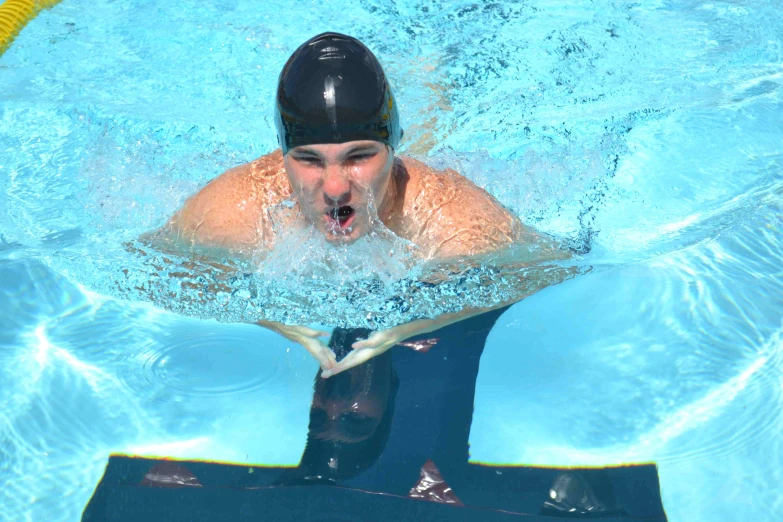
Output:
[
  {"left": 83, "top": 311, "right": 667, "bottom": 520},
  {"left": 277, "top": 328, "right": 399, "bottom": 485},
  {"left": 1, "top": 209, "right": 781, "bottom": 521}
]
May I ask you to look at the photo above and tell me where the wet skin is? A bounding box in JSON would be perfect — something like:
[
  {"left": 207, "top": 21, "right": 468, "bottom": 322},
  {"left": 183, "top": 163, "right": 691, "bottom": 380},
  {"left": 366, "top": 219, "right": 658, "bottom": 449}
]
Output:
[
  {"left": 162, "top": 141, "right": 571, "bottom": 376},
  {"left": 283, "top": 141, "right": 397, "bottom": 246},
  {"left": 163, "top": 141, "right": 540, "bottom": 260}
]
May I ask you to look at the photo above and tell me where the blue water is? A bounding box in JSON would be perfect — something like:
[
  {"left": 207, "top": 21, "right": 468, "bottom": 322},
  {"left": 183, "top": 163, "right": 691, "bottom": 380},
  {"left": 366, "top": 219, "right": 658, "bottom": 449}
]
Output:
[{"left": 1, "top": 0, "right": 782, "bottom": 520}]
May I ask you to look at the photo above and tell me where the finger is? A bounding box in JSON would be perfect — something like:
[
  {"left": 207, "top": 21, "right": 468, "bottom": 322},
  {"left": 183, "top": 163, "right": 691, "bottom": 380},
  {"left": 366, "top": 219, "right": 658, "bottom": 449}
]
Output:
[
  {"left": 297, "top": 326, "right": 331, "bottom": 338},
  {"left": 311, "top": 351, "right": 334, "bottom": 370},
  {"left": 351, "top": 332, "right": 382, "bottom": 350},
  {"left": 301, "top": 342, "right": 336, "bottom": 370},
  {"left": 322, "top": 348, "right": 378, "bottom": 378},
  {"left": 325, "top": 347, "right": 337, "bottom": 367}
]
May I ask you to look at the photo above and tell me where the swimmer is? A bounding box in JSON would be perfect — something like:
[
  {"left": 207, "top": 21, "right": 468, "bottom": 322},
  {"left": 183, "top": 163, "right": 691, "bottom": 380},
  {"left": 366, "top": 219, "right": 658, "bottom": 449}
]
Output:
[{"left": 160, "top": 32, "right": 573, "bottom": 377}]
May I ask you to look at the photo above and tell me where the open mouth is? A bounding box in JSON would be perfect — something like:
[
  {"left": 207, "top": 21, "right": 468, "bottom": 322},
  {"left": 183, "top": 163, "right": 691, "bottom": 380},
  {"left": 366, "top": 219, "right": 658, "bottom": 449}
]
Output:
[{"left": 326, "top": 205, "right": 355, "bottom": 231}]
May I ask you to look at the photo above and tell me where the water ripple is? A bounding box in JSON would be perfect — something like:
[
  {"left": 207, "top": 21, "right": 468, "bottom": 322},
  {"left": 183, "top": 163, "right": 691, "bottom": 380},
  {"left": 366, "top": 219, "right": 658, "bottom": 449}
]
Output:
[
  {"left": 645, "top": 337, "right": 783, "bottom": 466},
  {"left": 118, "top": 328, "right": 283, "bottom": 403}
]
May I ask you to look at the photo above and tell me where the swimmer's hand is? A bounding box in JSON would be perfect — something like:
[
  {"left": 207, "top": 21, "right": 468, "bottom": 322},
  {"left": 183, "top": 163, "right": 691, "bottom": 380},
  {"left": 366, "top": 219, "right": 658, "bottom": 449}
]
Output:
[
  {"left": 320, "top": 316, "right": 453, "bottom": 378},
  {"left": 320, "top": 327, "right": 404, "bottom": 378},
  {"left": 256, "top": 320, "right": 337, "bottom": 371}
]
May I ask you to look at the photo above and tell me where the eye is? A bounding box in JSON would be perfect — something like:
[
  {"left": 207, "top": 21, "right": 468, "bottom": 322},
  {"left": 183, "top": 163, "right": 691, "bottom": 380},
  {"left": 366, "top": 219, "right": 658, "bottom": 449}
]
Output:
[
  {"left": 339, "top": 413, "right": 376, "bottom": 437},
  {"left": 294, "top": 155, "right": 323, "bottom": 166},
  {"left": 347, "top": 152, "right": 375, "bottom": 163}
]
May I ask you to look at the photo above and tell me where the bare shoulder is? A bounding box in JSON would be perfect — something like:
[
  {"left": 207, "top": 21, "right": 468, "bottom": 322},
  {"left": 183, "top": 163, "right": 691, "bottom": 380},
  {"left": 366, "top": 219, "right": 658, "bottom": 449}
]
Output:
[
  {"left": 161, "top": 150, "right": 291, "bottom": 251},
  {"left": 397, "top": 156, "right": 545, "bottom": 259}
]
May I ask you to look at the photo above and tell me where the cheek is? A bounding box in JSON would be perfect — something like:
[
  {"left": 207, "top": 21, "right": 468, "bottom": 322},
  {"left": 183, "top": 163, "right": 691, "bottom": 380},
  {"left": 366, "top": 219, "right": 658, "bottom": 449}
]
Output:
[
  {"left": 286, "top": 166, "right": 321, "bottom": 194},
  {"left": 352, "top": 159, "right": 391, "bottom": 194}
]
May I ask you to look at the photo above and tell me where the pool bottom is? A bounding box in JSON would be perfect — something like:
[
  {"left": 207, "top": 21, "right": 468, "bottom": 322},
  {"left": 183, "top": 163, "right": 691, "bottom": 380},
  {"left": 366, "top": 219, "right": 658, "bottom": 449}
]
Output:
[{"left": 83, "top": 456, "right": 665, "bottom": 521}]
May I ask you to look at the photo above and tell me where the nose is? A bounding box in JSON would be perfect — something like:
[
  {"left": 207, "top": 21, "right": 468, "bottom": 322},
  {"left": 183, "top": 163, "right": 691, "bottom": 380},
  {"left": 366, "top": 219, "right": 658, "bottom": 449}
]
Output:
[{"left": 322, "top": 164, "right": 350, "bottom": 205}]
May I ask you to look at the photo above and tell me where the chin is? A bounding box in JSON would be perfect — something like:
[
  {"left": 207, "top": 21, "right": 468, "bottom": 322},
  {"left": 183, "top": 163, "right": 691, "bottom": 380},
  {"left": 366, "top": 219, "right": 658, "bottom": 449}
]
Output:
[{"left": 322, "top": 226, "right": 364, "bottom": 245}]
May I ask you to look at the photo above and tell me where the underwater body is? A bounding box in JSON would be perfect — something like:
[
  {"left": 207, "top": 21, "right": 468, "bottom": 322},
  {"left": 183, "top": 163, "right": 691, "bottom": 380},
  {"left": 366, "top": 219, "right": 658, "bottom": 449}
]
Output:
[{"left": 1, "top": 0, "right": 783, "bottom": 521}]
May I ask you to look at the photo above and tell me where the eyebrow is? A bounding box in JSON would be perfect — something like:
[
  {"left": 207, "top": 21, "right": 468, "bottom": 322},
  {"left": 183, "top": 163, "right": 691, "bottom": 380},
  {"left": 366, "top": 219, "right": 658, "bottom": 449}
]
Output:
[
  {"left": 338, "top": 412, "right": 376, "bottom": 437},
  {"left": 340, "top": 145, "right": 381, "bottom": 160},
  {"left": 344, "top": 144, "right": 379, "bottom": 153},
  {"left": 291, "top": 144, "right": 381, "bottom": 160},
  {"left": 290, "top": 148, "right": 322, "bottom": 157}
]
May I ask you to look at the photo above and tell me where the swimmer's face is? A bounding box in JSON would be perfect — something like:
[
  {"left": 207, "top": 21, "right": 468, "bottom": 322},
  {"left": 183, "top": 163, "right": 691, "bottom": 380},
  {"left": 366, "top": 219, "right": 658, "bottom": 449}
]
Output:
[
  {"left": 309, "top": 356, "right": 391, "bottom": 443},
  {"left": 283, "top": 141, "right": 395, "bottom": 244}
]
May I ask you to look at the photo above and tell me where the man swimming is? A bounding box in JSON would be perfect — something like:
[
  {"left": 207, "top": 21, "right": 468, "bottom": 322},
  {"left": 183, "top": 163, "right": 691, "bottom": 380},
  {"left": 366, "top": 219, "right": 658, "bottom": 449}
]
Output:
[{"left": 160, "top": 32, "right": 571, "bottom": 376}]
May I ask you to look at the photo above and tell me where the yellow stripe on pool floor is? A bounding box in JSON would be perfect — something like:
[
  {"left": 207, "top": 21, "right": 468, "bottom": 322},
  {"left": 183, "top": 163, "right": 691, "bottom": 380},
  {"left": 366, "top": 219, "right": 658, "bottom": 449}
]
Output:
[{"left": 0, "top": 0, "right": 63, "bottom": 56}]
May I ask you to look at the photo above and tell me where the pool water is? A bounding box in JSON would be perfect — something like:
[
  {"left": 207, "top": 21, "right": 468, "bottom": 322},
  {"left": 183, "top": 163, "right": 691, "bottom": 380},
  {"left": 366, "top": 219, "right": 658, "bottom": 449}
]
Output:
[{"left": 1, "top": 0, "right": 782, "bottom": 520}]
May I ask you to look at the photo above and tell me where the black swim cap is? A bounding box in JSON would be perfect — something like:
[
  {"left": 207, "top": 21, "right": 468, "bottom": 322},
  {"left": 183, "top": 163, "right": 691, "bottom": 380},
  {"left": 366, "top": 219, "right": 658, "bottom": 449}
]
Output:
[{"left": 274, "top": 32, "right": 403, "bottom": 153}]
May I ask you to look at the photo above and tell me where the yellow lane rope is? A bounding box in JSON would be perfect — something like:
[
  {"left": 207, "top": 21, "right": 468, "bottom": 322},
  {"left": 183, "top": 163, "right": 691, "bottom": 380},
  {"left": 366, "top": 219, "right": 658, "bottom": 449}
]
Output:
[{"left": 0, "top": 0, "right": 63, "bottom": 56}]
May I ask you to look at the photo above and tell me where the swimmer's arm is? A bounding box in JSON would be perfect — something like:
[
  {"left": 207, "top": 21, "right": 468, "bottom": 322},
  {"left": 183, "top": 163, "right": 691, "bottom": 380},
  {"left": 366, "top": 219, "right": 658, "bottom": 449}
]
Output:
[{"left": 322, "top": 261, "right": 578, "bottom": 378}]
